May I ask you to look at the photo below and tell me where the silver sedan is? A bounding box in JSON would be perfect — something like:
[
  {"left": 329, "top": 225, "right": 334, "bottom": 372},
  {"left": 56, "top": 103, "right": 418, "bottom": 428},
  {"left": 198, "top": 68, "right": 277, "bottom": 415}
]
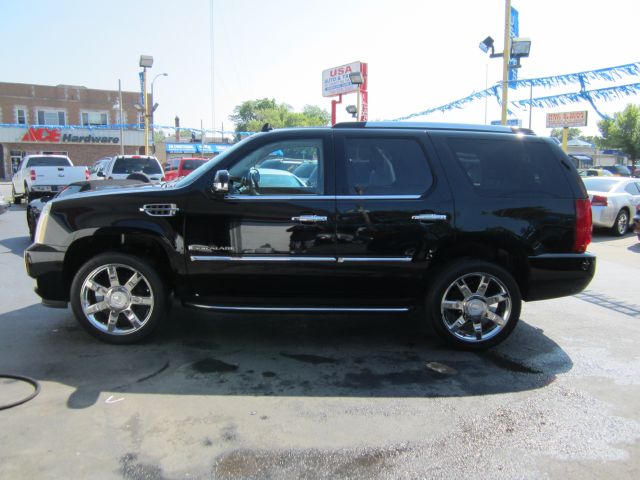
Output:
[{"left": 583, "top": 177, "right": 640, "bottom": 236}]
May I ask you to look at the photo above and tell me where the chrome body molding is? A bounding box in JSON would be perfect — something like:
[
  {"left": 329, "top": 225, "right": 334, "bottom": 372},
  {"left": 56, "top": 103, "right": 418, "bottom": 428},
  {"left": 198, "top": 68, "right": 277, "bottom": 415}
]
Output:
[
  {"left": 226, "top": 195, "right": 421, "bottom": 201},
  {"left": 190, "top": 255, "right": 414, "bottom": 263},
  {"left": 189, "top": 255, "right": 336, "bottom": 262},
  {"left": 184, "top": 303, "right": 409, "bottom": 313},
  {"left": 337, "top": 257, "right": 412, "bottom": 263}
]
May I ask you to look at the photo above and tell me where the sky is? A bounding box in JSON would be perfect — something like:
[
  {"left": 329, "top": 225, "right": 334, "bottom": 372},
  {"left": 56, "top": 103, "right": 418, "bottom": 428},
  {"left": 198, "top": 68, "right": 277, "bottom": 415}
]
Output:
[{"left": 2, "top": 0, "right": 640, "bottom": 137}]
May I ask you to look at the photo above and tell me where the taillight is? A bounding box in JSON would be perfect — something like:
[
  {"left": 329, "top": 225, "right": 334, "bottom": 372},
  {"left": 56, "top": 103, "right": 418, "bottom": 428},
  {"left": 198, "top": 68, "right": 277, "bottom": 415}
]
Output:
[
  {"left": 85, "top": 167, "right": 90, "bottom": 180},
  {"left": 591, "top": 195, "right": 608, "bottom": 206},
  {"left": 30, "top": 169, "right": 36, "bottom": 181},
  {"left": 573, "top": 198, "right": 592, "bottom": 253}
]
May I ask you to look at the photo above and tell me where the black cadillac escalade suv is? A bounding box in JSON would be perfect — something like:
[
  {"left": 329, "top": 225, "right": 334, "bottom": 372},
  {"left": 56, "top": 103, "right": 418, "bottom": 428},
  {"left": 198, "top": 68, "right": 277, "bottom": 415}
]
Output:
[{"left": 24, "top": 122, "right": 595, "bottom": 349}]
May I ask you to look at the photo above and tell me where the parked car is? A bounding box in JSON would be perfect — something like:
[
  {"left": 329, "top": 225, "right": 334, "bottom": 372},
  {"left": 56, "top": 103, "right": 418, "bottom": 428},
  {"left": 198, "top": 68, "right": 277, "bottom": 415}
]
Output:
[
  {"left": 98, "top": 155, "right": 164, "bottom": 183},
  {"left": 0, "top": 193, "right": 9, "bottom": 215},
  {"left": 601, "top": 165, "right": 631, "bottom": 177},
  {"left": 24, "top": 122, "right": 595, "bottom": 349},
  {"left": 579, "top": 168, "right": 613, "bottom": 177},
  {"left": 11, "top": 154, "right": 89, "bottom": 203},
  {"left": 26, "top": 180, "right": 144, "bottom": 240},
  {"left": 633, "top": 204, "right": 640, "bottom": 241},
  {"left": 163, "top": 157, "right": 207, "bottom": 181},
  {"left": 583, "top": 177, "right": 640, "bottom": 236}
]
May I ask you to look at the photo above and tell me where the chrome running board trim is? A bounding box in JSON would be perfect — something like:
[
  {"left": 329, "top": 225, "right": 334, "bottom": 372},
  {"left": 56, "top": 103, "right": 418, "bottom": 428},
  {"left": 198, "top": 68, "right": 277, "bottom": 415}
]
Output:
[{"left": 184, "top": 303, "right": 409, "bottom": 313}]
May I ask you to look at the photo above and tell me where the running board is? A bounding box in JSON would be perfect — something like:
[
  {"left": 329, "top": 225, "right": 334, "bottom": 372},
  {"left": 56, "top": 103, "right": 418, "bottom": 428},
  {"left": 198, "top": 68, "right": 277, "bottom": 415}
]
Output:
[{"left": 184, "top": 303, "right": 409, "bottom": 313}]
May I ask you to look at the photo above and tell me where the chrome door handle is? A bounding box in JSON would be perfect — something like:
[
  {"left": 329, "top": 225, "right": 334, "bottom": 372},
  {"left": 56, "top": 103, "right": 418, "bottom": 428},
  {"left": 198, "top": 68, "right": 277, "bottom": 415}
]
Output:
[
  {"left": 291, "top": 215, "right": 328, "bottom": 223},
  {"left": 412, "top": 213, "right": 448, "bottom": 222}
]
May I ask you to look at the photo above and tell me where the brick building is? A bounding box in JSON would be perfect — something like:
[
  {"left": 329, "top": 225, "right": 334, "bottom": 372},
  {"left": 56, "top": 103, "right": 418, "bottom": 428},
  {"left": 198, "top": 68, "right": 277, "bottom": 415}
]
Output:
[{"left": 0, "top": 82, "right": 147, "bottom": 180}]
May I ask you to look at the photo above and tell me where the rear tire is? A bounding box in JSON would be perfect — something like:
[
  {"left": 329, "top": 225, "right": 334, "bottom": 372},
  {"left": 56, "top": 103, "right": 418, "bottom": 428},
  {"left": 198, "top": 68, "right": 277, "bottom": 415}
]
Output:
[
  {"left": 611, "top": 209, "right": 629, "bottom": 236},
  {"left": 70, "top": 252, "right": 167, "bottom": 344},
  {"left": 425, "top": 259, "right": 521, "bottom": 350},
  {"left": 11, "top": 185, "right": 23, "bottom": 204}
]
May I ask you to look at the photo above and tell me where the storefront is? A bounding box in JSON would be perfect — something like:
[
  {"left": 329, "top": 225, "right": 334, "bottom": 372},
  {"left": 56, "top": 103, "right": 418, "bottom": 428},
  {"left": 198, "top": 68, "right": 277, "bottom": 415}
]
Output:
[{"left": 0, "top": 126, "right": 145, "bottom": 180}]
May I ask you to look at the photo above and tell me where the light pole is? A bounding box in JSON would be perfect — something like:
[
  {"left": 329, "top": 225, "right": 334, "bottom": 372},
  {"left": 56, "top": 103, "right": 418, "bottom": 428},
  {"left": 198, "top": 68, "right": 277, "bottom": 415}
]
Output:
[
  {"left": 139, "top": 55, "right": 154, "bottom": 155},
  {"left": 150, "top": 73, "right": 168, "bottom": 149},
  {"left": 479, "top": 8, "right": 531, "bottom": 126}
]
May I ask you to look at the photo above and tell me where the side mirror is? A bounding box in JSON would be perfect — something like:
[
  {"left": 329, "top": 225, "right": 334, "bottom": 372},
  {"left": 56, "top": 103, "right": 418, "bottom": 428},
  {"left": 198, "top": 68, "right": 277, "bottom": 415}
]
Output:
[
  {"left": 97, "top": 171, "right": 105, "bottom": 178},
  {"left": 212, "top": 169, "right": 230, "bottom": 194}
]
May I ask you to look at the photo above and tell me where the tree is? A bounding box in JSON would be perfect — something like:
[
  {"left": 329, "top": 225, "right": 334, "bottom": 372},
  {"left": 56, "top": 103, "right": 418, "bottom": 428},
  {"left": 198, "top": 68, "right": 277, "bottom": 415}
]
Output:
[
  {"left": 598, "top": 104, "right": 640, "bottom": 165},
  {"left": 230, "top": 99, "right": 330, "bottom": 137},
  {"left": 550, "top": 127, "right": 583, "bottom": 141}
]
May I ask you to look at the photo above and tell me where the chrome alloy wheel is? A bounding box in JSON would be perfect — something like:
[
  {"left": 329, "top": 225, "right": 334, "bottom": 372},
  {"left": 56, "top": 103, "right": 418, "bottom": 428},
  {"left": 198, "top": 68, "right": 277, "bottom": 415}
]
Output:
[
  {"left": 80, "top": 263, "right": 154, "bottom": 336},
  {"left": 616, "top": 211, "right": 629, "bottom": 235},
  {"left": 440, "top": 272, "right": 512, "bottom": 343}
]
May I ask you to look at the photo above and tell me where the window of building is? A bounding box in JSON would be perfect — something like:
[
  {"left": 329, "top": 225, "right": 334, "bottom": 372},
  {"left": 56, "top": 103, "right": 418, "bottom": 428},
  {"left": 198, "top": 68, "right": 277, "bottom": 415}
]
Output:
[
  {"left": 81, "top": 111, "right": 108, "bottom": 127},
  {"left": 37, "top": 109, "right": 66, "bottom": 126},
  {"left": 16, "top": 108, "right": 27, "bottom": 125},
  {"left": 343, "top": 137, "right": 433, "bottom": 196},
  {"left": 137, "top": 112, "right": 145, "bottom": 129}
]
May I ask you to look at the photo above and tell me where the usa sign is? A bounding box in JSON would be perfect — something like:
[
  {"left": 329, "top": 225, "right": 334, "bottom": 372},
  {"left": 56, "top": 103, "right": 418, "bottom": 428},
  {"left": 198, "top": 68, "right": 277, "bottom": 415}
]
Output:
[{"left": 322, "top": 61, "right": 364, "bottom": 97}]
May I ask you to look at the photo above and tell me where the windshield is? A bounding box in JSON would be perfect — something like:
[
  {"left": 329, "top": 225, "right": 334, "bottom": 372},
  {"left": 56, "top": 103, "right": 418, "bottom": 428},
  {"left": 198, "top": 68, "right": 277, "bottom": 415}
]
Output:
[
  {"left": 172, "top": 135, "right": 258, "bottom": 188},
  {"left": 582, "top": 178, "right": 619, "bottom": 192},
  {"left": 26, "top": 156, "right": 71, "bottom": 167},
  {"left": 112, "top": 158, "right": 162, "bottom": 175}
]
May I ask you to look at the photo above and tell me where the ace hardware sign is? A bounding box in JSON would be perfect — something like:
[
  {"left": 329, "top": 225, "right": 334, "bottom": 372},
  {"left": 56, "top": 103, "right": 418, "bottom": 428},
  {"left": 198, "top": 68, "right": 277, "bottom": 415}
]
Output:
[{"left": 20, "top": 127, "right": 120, "bottom": 144}]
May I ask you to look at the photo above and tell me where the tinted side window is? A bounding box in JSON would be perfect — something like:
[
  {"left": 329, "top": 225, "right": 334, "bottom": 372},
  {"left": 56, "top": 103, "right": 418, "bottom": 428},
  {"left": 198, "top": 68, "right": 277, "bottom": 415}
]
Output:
[
  {"left": 229, "top": 139, "right": 324, "bottom": 195},
  {"left": 445, "top": 138, "right": 571, "bottom": 197},
  {"left": 344, "top": 138, "right": 432, "bottom": 195}
]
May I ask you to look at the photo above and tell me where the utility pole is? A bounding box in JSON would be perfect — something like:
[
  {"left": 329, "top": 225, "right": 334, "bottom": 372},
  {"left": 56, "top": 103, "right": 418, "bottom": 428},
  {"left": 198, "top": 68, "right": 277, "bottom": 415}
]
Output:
[
  {"left": 118, "top": 79, "right": 124, "bottom": 155},
  {"left": 501, "top": 0, "right": 511, "bottom": 125}
]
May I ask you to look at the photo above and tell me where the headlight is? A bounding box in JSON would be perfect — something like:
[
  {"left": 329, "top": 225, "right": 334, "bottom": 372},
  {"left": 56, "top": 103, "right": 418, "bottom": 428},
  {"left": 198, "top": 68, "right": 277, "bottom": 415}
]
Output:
[{"left": 34, "top": 202, "right": 52, "bottom": 244}]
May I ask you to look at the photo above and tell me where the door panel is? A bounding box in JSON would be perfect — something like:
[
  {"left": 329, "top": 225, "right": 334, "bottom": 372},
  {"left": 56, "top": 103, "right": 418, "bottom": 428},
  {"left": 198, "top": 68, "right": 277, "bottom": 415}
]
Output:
[
  {"left": 333, "top": 130, "right": 455, "bottom": 305},
  {"left": 184, "top": 132, "right": 339, "bottom": 304}
]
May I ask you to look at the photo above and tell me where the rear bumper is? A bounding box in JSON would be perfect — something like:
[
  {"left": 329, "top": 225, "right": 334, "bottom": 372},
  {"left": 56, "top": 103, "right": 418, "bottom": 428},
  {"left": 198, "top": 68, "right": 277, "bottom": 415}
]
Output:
[
  {"left": 24, "top": 243, "right": 69, "bottom": 304},
  {"left": 525, "top": 253, "right": 596, "bottom": 301}
]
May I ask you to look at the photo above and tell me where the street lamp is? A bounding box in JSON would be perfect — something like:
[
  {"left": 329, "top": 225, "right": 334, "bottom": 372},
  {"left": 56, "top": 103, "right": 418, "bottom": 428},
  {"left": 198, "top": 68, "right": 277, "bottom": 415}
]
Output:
[
  {"left": 150, "top": 73, "right": 168, "bottom": 149},
  {"left": 139, "top": 55, "right": 154, "bottom": 155},
  {"left": 478, "top": 1, "right": 531, "bottom": 125},
  {"left": 349, "top": 72, "right": 364, "bottom": 120}
]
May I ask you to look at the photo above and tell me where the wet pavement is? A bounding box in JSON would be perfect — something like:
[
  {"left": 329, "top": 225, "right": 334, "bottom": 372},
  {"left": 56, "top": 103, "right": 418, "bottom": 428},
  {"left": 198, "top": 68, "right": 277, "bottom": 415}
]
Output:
[{"left": 1, "top": 187, "right": 639, "bottom": 479}]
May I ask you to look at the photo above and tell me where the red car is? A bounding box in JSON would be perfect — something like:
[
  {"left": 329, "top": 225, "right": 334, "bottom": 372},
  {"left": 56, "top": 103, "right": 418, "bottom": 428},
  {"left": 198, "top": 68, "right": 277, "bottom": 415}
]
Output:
[{"left": 163, "top": 157, "right": 207, "bottom": 181}]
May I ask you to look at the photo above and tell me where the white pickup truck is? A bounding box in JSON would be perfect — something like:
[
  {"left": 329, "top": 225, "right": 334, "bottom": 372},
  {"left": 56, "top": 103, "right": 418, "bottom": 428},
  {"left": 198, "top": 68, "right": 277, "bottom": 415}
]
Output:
[{"left": 12, "top": 155, "right": 88, "bottom": 203}]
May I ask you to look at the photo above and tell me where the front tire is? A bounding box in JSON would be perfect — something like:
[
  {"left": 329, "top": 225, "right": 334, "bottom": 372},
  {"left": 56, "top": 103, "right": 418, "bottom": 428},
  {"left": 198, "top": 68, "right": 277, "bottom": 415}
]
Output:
[
  {"left": 425, "top": 259, "right": 521, "bottom": 350},
  {"left": 70, "top": 252, "right": 166, "bottom": 344},
  {"left": 611, "top": 209, "right": 629, "bottom": 237}
]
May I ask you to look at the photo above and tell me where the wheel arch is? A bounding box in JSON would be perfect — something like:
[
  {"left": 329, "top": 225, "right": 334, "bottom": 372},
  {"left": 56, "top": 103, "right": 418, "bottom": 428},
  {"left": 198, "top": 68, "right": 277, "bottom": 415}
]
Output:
[
  {"left": 63, "top": 230, "right": 179, "bottom": 295},
  {"left": 427, "top": 239, "right": 528, "bottom": 298}
]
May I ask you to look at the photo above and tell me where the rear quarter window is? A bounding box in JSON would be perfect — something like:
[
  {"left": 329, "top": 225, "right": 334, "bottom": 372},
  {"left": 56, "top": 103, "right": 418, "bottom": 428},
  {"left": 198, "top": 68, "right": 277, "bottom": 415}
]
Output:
[{"left": 444, "top": 138, "right": 571, "bottom": 198}]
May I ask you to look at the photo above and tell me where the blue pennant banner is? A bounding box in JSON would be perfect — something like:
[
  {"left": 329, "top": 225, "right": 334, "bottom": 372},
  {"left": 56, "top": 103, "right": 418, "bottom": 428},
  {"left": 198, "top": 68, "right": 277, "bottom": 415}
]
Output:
[{"left": 512, "top": 82, "right": 640, "bottom": 109}]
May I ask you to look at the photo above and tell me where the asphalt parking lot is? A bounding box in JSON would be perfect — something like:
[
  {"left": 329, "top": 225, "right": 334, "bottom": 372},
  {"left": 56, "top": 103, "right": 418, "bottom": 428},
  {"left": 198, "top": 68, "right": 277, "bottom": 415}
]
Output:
[{"left": 1, "top": 183, "right": 639, "bottom": 479}]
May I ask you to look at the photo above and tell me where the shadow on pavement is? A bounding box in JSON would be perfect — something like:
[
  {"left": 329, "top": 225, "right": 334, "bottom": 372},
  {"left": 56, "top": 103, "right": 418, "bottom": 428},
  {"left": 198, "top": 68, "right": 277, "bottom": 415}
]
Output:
[
  {"left": 0, "top": 236, "right": 31, "bottom": 257},
  {"left": 0, "top": 302, "right": 573, "bottom": 409}
]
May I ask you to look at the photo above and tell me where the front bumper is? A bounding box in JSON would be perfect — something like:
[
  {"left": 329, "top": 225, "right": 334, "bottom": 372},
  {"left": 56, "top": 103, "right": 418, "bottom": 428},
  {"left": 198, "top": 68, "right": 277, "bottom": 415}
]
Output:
[
  {"left": 525, "top": 253, "right": 596, "bottom": 301},
  {"left": 24, "top": 243, "right": 68, "bottom": 306}
]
